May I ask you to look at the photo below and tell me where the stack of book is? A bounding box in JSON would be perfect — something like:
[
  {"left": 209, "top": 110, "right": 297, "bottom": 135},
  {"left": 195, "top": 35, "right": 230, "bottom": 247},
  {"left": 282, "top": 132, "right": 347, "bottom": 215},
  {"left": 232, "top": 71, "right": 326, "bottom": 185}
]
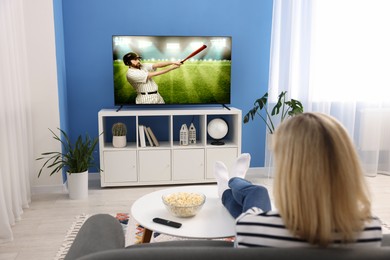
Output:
[{"left": 139, "top": 125, "right": 159, "bottom": 147}]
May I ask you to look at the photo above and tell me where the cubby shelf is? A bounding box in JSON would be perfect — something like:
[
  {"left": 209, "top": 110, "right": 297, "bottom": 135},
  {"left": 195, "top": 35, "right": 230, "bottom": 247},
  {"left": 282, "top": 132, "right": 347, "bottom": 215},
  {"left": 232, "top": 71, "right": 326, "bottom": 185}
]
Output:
[{"left": 98, "top": 107, "right": 242, "bottom": 187}]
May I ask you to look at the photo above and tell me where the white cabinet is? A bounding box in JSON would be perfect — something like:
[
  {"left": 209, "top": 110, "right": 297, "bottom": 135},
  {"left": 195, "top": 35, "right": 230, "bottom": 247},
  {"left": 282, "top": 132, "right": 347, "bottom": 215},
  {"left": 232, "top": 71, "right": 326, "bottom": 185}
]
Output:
[
  {"left": 139, "top": 150, "right": 171, "bottom": 182},
  {"left": 206, "top": 148, "right": 238, "bottom": 179},
  {"left": 103, "top": 150, "right": 137, "bottom": 183},
  {"left": 173, "top": 149, "right": 204, "bottom": 181},
  {"left": 98, "top": 107, "right": 241, "bottom": 187}
]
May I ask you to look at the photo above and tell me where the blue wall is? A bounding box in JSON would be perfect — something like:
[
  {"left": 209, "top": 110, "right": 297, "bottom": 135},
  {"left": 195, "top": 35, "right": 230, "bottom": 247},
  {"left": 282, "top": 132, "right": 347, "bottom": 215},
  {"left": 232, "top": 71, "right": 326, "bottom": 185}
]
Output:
[
  {"left": 53, "top": 0, "right": 69, "bottom": 181},
  {"left": 58, "top": 0, "right": 273, "bottom": 168}
]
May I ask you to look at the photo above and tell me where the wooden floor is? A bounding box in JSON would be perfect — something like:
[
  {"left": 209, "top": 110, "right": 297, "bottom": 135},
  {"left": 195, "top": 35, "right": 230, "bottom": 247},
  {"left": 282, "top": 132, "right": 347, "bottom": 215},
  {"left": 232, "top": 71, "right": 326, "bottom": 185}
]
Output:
[{"left": 0, "top": 171, "right": 389, "bottom": 260}]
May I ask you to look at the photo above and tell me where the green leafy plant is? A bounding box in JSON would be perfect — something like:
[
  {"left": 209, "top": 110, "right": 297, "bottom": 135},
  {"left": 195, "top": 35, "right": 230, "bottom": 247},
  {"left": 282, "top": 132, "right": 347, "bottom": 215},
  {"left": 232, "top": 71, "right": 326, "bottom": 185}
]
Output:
[
  {"left": 37, "top": 128, "right": 100, "bottom": 177},
  {"left": 243, "top": 91, "right": 304, "bottom": 134},
  {"left": 112, "top": 122, "right": 127, "bottom": 136}
]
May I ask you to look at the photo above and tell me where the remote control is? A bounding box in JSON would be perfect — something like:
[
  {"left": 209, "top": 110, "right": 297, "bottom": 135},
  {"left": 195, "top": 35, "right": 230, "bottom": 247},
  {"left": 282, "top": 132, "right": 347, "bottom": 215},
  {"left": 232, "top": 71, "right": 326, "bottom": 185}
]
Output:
[{"left": 153, "top": 217, "right": 182, "bottom": 228}]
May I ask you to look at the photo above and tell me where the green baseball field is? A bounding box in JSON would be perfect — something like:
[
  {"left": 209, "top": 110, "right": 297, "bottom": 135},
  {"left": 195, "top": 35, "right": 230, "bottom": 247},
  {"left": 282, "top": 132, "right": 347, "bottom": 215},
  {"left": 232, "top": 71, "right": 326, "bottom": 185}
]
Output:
[{"left": 113, "top": 60, "right": 231, "bottom": 105}]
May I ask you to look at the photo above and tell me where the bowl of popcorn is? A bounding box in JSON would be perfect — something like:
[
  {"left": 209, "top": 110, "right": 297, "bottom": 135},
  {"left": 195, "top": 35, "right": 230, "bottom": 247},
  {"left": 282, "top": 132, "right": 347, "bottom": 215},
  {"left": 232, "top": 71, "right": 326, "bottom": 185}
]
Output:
[{"left": 162, "top": 192, "right": 206, "bottom": 218}]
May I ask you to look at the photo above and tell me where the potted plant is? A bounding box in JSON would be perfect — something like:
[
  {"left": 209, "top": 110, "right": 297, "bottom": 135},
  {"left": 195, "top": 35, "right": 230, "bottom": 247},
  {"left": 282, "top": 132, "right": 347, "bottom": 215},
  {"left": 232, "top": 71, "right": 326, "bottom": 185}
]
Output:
[
  {"left": 243, "top": 91, "right": 304, "bottom": 134},
  {"left": 112, "top": 122, "right": 127, "bottom": 148},
  {"left": 37, "top": 128, "right": 99, "bottom": 199}
]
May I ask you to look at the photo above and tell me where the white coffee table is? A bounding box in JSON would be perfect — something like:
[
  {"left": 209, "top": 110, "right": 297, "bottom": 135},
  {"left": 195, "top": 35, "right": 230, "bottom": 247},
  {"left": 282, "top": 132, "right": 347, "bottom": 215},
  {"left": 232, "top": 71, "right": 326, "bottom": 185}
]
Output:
[{"left": 131, "top": 185, "right": 235, "bottom": 243}]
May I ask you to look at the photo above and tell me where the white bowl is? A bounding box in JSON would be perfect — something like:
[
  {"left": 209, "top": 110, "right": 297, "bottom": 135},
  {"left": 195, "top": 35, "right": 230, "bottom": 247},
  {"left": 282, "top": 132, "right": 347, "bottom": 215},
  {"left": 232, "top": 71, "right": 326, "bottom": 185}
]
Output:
[{"left": 162, "top": 192, "right": 206, "bottom": 218}]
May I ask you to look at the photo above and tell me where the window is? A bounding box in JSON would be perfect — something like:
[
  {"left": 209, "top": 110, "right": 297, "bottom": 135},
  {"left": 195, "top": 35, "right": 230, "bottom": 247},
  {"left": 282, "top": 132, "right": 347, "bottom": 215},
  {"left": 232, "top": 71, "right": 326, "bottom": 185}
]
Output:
[{"left": 310, "top": 0, "right": 390, "bottom": 102}]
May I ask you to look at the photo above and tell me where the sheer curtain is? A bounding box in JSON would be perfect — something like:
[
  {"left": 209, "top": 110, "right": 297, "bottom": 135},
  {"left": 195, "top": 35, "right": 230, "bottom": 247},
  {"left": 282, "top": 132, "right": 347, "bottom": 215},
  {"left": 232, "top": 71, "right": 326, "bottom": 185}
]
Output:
[
  {"left": 0, "top": 0, "right": 33, "bottom": 243},
  {"left": 268, "top": 0, "right": 390, "bottom": 176}
]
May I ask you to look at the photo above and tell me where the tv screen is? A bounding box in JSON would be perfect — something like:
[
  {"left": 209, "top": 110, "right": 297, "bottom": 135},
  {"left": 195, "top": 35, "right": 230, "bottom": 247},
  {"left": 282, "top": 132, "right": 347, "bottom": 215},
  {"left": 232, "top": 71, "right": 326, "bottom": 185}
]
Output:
[{"left": 112, "top": 35, "right": 232, "bottom": 106}]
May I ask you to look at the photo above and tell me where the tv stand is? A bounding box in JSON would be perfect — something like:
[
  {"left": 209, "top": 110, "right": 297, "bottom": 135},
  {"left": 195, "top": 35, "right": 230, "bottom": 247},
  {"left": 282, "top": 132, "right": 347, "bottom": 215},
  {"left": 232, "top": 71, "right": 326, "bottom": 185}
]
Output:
[
  {"left": 116, "top": 105, "right": 123, "bottom": 112},
  {"left": 222, "top": 104, "right": 231, "bottom": 110},
  {"left": 98, "top": 107, "right": 242, "bottom": 187}
]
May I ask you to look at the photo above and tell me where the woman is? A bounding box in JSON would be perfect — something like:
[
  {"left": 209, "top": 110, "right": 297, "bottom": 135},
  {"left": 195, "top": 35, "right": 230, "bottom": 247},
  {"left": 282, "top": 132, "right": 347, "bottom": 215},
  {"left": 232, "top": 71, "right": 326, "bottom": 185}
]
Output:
[{"left": 214, "top": 112, "right": 382, "bottom": 248}]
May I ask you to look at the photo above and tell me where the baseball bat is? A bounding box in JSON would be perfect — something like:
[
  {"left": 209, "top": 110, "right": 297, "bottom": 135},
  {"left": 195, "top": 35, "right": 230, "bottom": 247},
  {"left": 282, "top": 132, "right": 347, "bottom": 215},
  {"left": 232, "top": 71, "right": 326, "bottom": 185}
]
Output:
[{"left": 180, "top": 44, "right": 207, "bottom": 63}]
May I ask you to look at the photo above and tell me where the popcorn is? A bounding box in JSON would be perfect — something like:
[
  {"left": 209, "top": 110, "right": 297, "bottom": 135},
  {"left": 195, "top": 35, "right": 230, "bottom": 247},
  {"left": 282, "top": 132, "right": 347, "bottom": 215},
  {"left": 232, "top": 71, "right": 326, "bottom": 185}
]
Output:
[{"left": 162, "top": 192, "right": 206, "bottom": 217}]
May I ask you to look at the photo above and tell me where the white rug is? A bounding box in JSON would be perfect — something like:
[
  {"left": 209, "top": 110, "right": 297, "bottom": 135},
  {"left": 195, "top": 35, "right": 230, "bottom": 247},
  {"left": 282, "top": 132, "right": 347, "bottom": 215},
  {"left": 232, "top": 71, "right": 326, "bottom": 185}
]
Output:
[{"left": 54, "top": 214, "right": 90, "bottom": 260}]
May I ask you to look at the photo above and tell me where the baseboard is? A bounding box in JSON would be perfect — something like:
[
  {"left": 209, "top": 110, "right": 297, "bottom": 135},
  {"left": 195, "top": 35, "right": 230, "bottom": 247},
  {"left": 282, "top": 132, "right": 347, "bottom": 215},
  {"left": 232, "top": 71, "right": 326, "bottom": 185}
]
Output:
[
  {"left": 247, "top": 167, "right": 273, "bottom": 178},
  {"left": 31, "top": 183, "right": 67, "bottom": 194},
  {"left": 31, "top": 172, "right": 101, "bottom": 194},
  {"left": 30, "top": 170, "right": 271, "bottom": 194}
]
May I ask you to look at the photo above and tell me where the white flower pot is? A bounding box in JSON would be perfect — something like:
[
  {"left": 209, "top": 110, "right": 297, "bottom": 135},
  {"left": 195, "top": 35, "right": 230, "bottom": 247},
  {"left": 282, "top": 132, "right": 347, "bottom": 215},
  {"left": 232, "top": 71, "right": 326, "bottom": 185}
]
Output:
[
  {"left": 265, "top": 133, "right": 275, "bottom": 177},
  {"left": 67, "top": 171, "right": 88, "bottom": 200},
  {"left": 266, "top": 133, "right": 274, "bottom": 150},
  {"left": 113, "top": 136, "right": 126, "bottom": 148}
]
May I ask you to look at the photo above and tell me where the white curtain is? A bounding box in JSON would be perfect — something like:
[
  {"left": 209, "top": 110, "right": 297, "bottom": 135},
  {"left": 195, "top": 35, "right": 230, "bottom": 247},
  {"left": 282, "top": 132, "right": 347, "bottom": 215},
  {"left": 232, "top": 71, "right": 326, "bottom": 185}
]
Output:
[
  {"left": 268, "top": 0, "right": 390, "bottom": 176},
  {"left": 0, "top": 0, "right": 33, "bottom": 243}
]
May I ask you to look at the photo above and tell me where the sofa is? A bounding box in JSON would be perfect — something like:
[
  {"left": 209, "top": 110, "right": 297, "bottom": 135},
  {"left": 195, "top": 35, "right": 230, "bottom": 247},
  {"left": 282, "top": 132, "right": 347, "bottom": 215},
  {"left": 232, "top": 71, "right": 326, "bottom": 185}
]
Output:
[{"left": 65, "top": 214, "right": 390, "bottom": 260}]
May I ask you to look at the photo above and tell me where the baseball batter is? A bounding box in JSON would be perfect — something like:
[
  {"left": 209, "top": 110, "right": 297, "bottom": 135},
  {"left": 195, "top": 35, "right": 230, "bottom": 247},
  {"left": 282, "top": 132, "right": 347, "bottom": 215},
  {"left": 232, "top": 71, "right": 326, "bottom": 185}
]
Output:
[{"left": 123, "top": 52, "right": 182, "bottom": 104}]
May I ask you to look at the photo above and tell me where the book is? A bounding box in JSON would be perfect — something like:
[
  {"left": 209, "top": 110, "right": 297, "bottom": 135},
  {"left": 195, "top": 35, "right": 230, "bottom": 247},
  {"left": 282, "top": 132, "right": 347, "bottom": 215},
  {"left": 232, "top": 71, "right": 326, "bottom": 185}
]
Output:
[
  {"left": 146, "top": 127, "right": 159, "bottom": 147},
  {"left": 144, "top": 125, "right": 154, "bottom": 147},
  {"left": 139, "top": 125, "right": 146, "bottom": 147}
]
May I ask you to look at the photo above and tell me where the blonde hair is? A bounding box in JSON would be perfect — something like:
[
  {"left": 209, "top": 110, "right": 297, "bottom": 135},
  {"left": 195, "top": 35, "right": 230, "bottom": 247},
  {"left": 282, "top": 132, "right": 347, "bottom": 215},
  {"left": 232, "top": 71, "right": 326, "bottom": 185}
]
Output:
[{"left": 273, "top": 112, "right": 372, "bottom": 247}]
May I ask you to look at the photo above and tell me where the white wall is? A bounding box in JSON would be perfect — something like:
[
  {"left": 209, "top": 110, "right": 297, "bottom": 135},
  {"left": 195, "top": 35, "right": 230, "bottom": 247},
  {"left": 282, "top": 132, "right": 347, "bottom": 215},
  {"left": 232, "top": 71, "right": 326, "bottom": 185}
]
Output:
[{"left": 23, "top": 0, "right": 63, "bottom": 190}]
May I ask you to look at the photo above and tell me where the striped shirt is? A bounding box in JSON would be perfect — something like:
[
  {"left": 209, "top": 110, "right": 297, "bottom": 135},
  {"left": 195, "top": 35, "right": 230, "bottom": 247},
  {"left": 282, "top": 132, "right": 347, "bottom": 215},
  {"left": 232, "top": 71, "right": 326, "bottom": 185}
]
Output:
[
  {"left": 235, "top": 208, "right": 383, "bottom": 248},
  {"left": 126, "top": 63, "right": 164, "bottom": 104}
]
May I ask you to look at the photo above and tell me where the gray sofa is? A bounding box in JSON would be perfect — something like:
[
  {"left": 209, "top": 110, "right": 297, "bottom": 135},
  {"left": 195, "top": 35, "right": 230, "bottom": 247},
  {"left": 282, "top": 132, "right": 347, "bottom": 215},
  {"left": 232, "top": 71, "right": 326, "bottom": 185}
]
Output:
[{"left": 65, "top": 214, "right": 390, "bottom": 260}]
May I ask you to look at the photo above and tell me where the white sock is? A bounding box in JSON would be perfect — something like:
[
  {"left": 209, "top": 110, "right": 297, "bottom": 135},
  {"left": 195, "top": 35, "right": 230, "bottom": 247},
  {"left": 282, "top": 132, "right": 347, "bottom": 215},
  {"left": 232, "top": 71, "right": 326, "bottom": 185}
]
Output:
[
  {"left": 230, "top": 153, "right": 251, "bottom": 179},
  {"left": 214, "top": 161, "right": 229, "bottom": 198}
]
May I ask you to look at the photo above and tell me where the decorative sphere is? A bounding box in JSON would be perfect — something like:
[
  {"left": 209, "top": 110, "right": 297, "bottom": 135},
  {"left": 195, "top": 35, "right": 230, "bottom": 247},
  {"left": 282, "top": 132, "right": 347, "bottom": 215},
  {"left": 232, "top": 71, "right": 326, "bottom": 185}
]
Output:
[{"left": 207, "top": 118, "right": 228, "bottom": 140}]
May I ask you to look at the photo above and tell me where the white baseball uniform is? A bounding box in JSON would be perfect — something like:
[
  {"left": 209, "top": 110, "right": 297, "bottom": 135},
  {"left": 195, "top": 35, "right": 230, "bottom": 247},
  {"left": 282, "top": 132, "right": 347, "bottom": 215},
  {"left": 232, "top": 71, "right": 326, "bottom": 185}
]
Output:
[{"left": 126, "top": 63, "right": 165, "bottom": 104}]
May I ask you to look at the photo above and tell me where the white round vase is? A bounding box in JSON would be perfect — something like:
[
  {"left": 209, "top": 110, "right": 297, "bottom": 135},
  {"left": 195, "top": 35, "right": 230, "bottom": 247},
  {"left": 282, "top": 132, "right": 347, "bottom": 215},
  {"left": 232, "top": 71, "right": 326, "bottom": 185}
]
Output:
[{"left": 67, "top": 171, "right": 88, "bottom": 200}]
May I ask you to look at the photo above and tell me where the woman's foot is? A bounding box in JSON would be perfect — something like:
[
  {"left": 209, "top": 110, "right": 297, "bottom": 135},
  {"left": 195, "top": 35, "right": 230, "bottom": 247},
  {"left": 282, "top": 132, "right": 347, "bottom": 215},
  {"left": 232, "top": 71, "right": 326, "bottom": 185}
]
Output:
[
  {"left": 230, "top": 153, "right": 251, "bottom": 179},
  {"left": 214, "top": 161, "right": 229, "bottom": 198}
]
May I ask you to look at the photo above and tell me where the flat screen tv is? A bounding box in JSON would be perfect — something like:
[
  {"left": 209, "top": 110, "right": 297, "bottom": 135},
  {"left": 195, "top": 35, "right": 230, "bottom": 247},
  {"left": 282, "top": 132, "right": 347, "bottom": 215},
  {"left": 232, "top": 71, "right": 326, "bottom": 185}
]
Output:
[{"left": 112, "top": 35, "right": 232, "bottom": 106}]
